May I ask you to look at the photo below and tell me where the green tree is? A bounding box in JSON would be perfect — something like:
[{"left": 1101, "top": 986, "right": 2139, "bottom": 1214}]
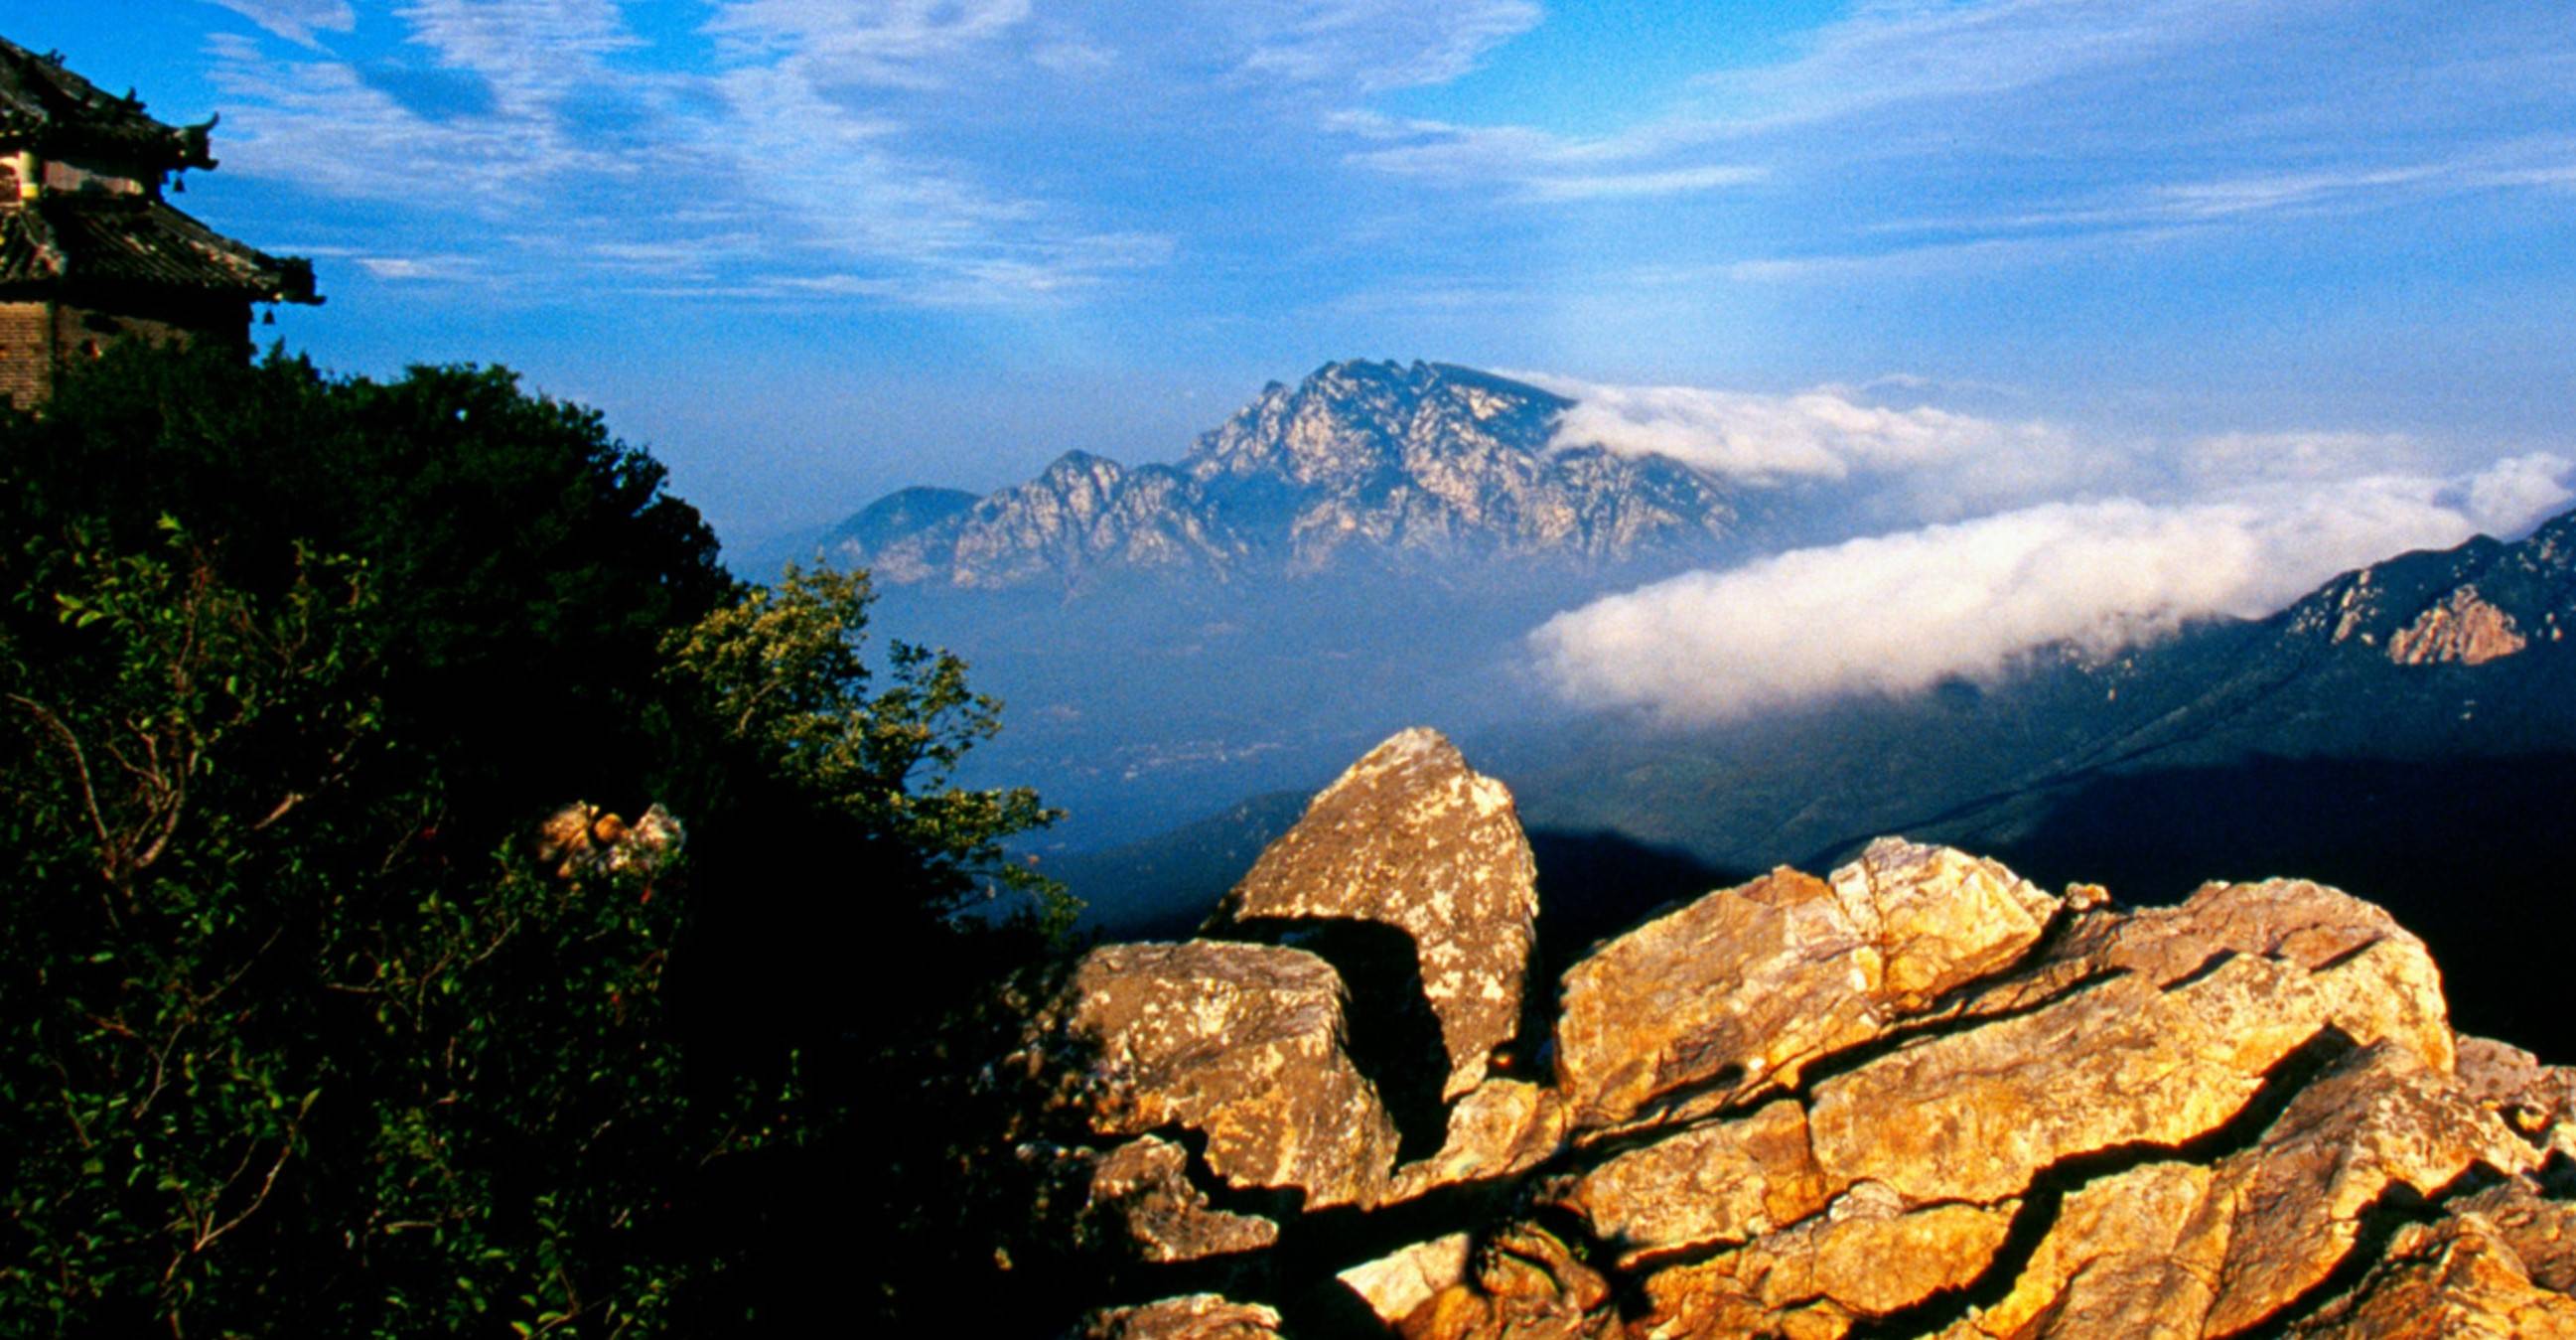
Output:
[{"left": 0, "top": 346, "right": 1068, "bottom": 1334}]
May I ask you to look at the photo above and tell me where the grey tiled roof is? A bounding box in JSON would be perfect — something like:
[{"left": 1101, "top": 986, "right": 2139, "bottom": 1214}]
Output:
[
  {"left": 0, "top": 195, "right": 318, "bottom": 303},
  {"left": 0, "top": 35, "right": 215, "bottom": 172}
]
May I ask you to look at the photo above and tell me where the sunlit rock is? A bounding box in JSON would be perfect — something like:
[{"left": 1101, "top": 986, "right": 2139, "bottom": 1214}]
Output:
[
  {"left": 1638, "top": 1183, "right": 2017, "bottom": 1337},
  {"left": 1210, "top": 727, "right": 1537, "bottom": 1100},
  {"left": 2388, "top": 584, "right": 2528, "bottom": 666},
  {"left": 1053, "top": 940, "right": 1398, "bottom": 1209},
  {"left": 1077, "top": 1293, "right": 1283, "bottom": 1339},
  {"left": 1554, "top": 840, "right": 2057, "bottom": 1134}
]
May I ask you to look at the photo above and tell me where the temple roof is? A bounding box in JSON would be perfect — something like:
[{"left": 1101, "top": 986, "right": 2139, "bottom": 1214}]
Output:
[
  {"left": 0, "top": 36, "right": 214, "bottom": 172},
  {"left": 0, "top": 194, "right": 318, "bottom": 304}
]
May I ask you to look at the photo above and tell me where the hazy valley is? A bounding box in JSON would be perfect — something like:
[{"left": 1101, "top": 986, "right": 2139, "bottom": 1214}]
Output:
[{"left": 757, "top": 359, "right": 2576, "bottom": 1062}]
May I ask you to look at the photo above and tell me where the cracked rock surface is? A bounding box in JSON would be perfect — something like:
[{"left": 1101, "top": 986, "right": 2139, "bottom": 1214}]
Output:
[{"left": 1021, "top": 729, "right": 2576, "bottom": 1338}]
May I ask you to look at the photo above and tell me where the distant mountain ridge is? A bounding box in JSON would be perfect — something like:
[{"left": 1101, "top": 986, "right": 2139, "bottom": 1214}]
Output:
[
  {"left": 815, "top": 360, "right": 1755, "bottom": 590},
  {"left": 1498, "top": 504, "right": 2576, "bottom": 869}
]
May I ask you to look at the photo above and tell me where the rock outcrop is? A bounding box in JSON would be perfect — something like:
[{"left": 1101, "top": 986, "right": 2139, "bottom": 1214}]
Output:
[
  {"left": 2387, "top": 584, "right": 2528, "bottom": 666},
  {"left": 1209, "top": 727, "right": 1537, "bottom": 1101},
  {"left": 1016, "top": 729, "right": 2576, "bottom": 1338}
]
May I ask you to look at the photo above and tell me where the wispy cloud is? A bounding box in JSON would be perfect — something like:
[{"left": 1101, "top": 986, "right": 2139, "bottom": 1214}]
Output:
[
  {"left": 1511, "top": 373, "right": 2136, "bottom": 530},
  {"left": 1228, "top": 0, "right": 1541, "bottom": 92},
  {"left": 1870, "top": 141, "right": 2576, "bottom": 238},
  {"left": 193, "top": 0, "right": 1580, "bottom": 306},
  {"left": 1696, "top": 0, "right": 2331, "bottom": 129},
  {"left": 200, "top": 0, "right": 1170, "bottom": 307},
  {"left": 1342, "top": 114, "right": 1766, "bottom": 206},
  {"left": 702, "top": 0, "right": 1033, "bottom": 88},
  {"left": 203, "top": 0, "right": 355, "bottom": 49},
  {"left": 1336, "top": 0, "right": 2576, "bottom": 282}
]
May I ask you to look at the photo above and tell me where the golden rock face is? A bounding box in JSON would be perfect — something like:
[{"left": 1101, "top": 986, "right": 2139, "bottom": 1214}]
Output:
[
  {"left": 2387, "top": 584, "right": 2529, "bottom": 666},
  {"left": 1048, "top": 730, "right": 2576, "bottom": 1340}
]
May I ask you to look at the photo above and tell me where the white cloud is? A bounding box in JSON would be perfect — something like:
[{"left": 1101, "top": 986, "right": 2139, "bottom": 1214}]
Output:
[
  {"left": 1517, "top": 373, "right": 2083, "bottom": 488},
  {"left": 203, "top": 0, "right": 355, "bottom": 48},
  {"left": 1704, "top": 0, "right": 2321, "bottom": 128},
  {"left": 352, "top": 253, "right": 473, "bottom": 281},
  {"left": 1336, "top": 1, "right": 2576, "bottom": 278},
  {"left": 2464, "top": 453, "right": 2576, "bottom": 532},
  {"left": 703, "top": 0, "right": 1033, "bottom": 87},
  {"left": 1531, "top": 456, "right": 2576, "bottom": 724},
  {"left": 2181, "top": 429, "right": 2426, "bottom": 485},
  {"left": 1518, "top": 164, "right": 1767, "bottom": 203},
  {"left": 1030, "top": 41, "right": 1118, "bottom": 75},
  {"left": 1228, "top": 0, "right": 1541, "bottom": 92},
  {"left": 1343, "top": 115, "right": 1766, "bottom": 208}
]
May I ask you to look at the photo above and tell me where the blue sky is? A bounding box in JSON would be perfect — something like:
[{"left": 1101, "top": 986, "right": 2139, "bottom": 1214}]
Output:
[{"left": 9, "top": 0, "right": 2575, "bottom": 547}]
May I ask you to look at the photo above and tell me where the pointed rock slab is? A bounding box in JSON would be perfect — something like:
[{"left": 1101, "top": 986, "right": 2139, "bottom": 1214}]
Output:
[
  {"left": 1058, "top": 941, "right": 1399, "bottom": 1209},
  {"left": 1974, "top": 877, "right": 2457, "bottom": 1070},
  {"left": 1554, "top": 841, "right": 2058, "bottom": 1134},
  {"left": 2452, "top": 1181, "right": 2576, "bottom": 1294},
  {"left": 1210, "top": 728, "right": 1537, "bottom": 1100},
  {"left": 1809, "top": 944, "right": 2443, "bottom": 1210},
  {"left": 2456, "top": 1034, "right": 2576, "bottom": 1162},
  {"left": 1830, "top": 838, "right": 2064, "bottom": 1011},
  {"left": 1339, "top": 1234, "right": 1474, "bottom": 1328},
  {"left": 1955, "top": 1041, "right": 2544, "bottom": 1338},
  {"left": 1809, "top": 871, "right": 2465, "bottom": 1212},
  {"left": 1396, "top": 1223, "right": 1620, "bottom": 1340}
]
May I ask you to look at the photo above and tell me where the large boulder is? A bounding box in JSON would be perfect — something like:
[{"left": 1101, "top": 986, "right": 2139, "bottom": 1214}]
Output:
[
  {"left": 1047, "top": 940, "right": 1399, "bottom": 1209},
  {"left": 1209, "top": 728, "right": 1538, "bottom": 1100}
]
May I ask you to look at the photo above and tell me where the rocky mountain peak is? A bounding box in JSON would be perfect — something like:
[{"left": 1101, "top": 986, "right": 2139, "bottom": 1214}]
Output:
[
  {"left": 801, "top": 359, "right": 1730, "bottom": 589},
  {"left": 1011, "top": 729, "right": 2576, "bottom": 1338},
  {"left": 1183, "top": 360, "right": 1571, "bottom": 493}
]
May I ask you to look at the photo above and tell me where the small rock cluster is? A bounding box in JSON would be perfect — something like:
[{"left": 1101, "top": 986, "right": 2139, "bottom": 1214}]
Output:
[{"left": 1012, "top": 729, "right": 2576, "bottom": 1338}]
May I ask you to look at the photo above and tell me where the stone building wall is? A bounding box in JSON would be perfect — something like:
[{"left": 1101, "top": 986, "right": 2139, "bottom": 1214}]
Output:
[
  {"left": 0, "top": 300, "right": 227, "bottom": 408},
  {"left": 0, "top": 301, "right": 56, "bottom": 406}
]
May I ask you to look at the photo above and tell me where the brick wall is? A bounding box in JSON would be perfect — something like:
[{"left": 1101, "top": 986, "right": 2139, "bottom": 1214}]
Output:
[
  {"left": 0, "top": 301, "right": 236, "bottom": 409},
  {"left": 0, "top": 301, "right": 55, "bottom": 407}
]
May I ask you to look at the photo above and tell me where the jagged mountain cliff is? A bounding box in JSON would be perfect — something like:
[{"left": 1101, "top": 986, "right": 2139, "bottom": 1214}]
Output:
[
  {"left": 1006, "top": 730, "right": 2576, "bottom": 1338},
  {"left": 814, "top": 360, "right": 1754, "bottom": 590}
]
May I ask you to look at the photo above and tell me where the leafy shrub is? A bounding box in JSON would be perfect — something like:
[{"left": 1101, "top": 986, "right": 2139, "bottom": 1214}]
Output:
[{"left": 0, "top": 346, "right": 1067, "bottom": 1334}]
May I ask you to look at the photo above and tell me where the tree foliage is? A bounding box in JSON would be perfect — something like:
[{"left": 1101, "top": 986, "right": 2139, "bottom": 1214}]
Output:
[{"left": 0, "top": 345, "right": 1068, "bottom": 1334}]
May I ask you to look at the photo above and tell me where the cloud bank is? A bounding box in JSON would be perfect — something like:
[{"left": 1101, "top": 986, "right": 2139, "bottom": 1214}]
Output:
[
  {"left": 1524, "top": 373, "right": 2070, "bottom": 484},
  {"left": 1531, "top": 456, "right": 2575, "bottom": 723}
]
